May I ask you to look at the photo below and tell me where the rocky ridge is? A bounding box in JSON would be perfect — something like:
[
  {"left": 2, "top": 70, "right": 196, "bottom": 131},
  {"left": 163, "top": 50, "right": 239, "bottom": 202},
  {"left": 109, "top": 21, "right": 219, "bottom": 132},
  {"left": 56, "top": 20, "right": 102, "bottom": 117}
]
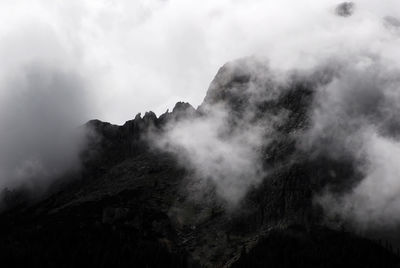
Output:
[{"left": 0, "top": 58, "right": 399, "bottom": 267}]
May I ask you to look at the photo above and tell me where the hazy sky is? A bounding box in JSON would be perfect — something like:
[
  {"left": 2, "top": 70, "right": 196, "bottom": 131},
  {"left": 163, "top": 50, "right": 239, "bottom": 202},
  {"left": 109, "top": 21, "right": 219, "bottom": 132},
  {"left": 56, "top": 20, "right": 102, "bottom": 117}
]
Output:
[{"left": 1, "top": 0, "right": 398, "bottom": 124}]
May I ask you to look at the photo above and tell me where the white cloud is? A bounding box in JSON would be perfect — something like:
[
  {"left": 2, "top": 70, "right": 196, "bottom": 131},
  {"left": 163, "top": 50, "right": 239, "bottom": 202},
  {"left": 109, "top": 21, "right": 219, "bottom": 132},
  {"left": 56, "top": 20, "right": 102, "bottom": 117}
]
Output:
[
  {"left": 2, "top": 0, "right": 400, "bottom": 220},
  {"left": 1, "top": 0, "right": 399, "bottom": 124}
]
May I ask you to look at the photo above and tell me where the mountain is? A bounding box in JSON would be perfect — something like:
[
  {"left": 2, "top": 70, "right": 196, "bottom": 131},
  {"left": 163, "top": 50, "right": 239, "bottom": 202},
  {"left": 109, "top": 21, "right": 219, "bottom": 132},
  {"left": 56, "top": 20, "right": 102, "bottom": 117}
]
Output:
[{"left": 0, "top": 58, "right": 399, "bottom": 268}]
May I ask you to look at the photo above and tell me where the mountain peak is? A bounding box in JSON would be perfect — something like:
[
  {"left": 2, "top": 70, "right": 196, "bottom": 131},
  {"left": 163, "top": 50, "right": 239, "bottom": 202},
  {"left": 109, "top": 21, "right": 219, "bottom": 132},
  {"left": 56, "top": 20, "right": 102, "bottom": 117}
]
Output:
[{"left": 1, "top": 58, "right": 399, "bottom": 267}]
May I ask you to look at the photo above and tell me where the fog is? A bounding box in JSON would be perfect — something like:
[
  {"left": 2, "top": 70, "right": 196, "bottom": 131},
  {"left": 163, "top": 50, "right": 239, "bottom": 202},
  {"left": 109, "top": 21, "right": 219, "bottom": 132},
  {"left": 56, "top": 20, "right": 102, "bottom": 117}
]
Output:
[
  {"left": 2, "top": 0, "right": 400, "bottom": 228},
  {"left": 2, "top": 0, "right": 399, "bottom": 124},
  {"left": 0, "top": 63, "right": 91, "bottom": 196},
  {"left": 153, "top": 58, "right": 284, "bottom": 206},
  {"left": 152, "top": 1, "right": 400, "bottom": 227}
]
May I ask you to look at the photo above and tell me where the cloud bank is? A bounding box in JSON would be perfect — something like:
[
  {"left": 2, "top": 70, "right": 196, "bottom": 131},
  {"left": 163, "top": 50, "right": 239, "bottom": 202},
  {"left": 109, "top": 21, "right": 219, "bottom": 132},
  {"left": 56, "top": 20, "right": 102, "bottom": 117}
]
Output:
[
  {"left": 0, "top": 22, "right": 94, "bottom": 200},
  {"left": 156, "top": 104, "right": 266, "bottom": 206},
  {"left": 0, "top": 63, "right": 92, "bottom": 195},
  {"left": 152, "top": 1, "right": 400, "bottom": 225},
  {"left": 1, "top": 0, "right": 399, "bottom": 124},
  {"left": 311, "top": 59, "right": 400, "bottom": 229},
  {"left": 2, "top": 0, "right": 400, "bottom": 228}
]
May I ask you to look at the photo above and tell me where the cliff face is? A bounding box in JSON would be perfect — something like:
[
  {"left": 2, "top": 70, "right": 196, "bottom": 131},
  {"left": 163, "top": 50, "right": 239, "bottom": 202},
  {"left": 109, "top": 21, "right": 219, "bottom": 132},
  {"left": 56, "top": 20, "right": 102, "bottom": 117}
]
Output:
[{"left": 0, "top": 58, "right": 398, "bottom": 268}]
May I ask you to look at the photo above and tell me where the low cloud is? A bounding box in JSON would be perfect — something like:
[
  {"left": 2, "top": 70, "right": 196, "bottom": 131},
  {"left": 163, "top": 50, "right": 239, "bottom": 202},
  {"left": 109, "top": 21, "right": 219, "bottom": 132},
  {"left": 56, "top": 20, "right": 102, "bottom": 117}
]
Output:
[
  {"left": 305, "top": 57, "right": 400, "bottom": 229},
  {"left": 2, "top": 0, "right": 400, "bottom": 230},
  {"left": 0, "top": 17, "right": 95, "bottom": 200},
  {"left": 155, "top": 103, "right": 266, "bottom": 206},
  {"left": 152, "top": 58, "right": 287, "bottom": 206},
  {"left": 0, "top": 48, "right": 95, "bottom": 210},
  {"left": 0, "top": 63, "right": 91, "bottom": 194},
  {"left": 318, "top": 130, "right": 400, "bottom": 230},
  {"left": 2, "top": 0, "right": 399, "bottom": 124}
]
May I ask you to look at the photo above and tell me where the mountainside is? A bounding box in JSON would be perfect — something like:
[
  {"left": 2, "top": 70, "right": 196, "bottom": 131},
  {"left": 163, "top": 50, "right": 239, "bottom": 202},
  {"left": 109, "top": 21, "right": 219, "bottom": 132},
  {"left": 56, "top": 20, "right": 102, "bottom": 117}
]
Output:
[{"left": 0, "top": 58, "right": 399, "bottom": 268}]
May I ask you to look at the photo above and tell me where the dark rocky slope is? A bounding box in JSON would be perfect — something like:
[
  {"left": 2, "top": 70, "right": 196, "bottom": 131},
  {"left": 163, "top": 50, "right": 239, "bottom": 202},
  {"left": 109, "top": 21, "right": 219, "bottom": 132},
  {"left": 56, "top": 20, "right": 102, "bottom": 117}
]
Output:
[{"left": 0, "top": 58, "right": 399, "bottom": 267}]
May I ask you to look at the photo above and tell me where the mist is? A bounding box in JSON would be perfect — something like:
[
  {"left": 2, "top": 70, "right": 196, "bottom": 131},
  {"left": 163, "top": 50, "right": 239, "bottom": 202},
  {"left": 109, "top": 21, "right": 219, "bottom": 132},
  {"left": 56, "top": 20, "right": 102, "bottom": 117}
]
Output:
[
  {"left": 2, "top": 0, "right": 400, "bottom": 230},
  {"left": 0, "top": 64, "right": 92, "bottom": 200},
  {"left": 0, "top": 22, "right": 94, "bottom": 204},
  {"left": 302, "top": 57, "right": 400, "bottom": 229},
  {"left": 152, "top": 1, "right": 400, "bottom": 228},
  {"left": 2, "top": 0, "right": 399, "bottom": 124},
  {"left": 155, "top": 105, "right": 265, "bottom": 206}
]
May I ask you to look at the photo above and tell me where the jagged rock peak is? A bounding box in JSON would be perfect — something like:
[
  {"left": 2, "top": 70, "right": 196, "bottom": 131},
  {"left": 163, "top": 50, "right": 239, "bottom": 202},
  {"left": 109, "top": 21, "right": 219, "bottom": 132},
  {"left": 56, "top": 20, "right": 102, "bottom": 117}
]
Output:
[
  {"left": 172, "top": 102, "right": 195, "bottom": 114},
  {"left": 198, "top": 57, "right": 278, "bottom": 118},
  {"left": 143, "top": 111, "right": 157, "bottom": 122},
  {"left": 134, "top": 113, "right": 142, "bottom": 120},
  {"left": 202, "top": 57, "right": 269, "bottom": 106},
  {"left": 85, "top": 119, "right": 119, "bottom": 136},
  {"left": 335, "top": 2, "right": 355, "bottom": 17}
]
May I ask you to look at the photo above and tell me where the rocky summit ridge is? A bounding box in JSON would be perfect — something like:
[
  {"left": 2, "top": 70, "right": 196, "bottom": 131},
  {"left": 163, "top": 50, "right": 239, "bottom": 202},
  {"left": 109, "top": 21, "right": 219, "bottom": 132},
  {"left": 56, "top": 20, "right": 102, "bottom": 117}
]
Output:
[{"left": 0, "top": 58, "right": 399, "bottom": 268}]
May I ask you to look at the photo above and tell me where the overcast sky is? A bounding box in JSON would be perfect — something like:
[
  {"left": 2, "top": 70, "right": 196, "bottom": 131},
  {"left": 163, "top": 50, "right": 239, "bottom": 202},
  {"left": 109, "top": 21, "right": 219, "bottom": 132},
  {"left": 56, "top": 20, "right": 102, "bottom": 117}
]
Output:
[
  {"left": 0, "top": 0, "right": 398, "bottom": 124},
  {"left": 2, "top": 0, "right": 400, "bottom": 224}
]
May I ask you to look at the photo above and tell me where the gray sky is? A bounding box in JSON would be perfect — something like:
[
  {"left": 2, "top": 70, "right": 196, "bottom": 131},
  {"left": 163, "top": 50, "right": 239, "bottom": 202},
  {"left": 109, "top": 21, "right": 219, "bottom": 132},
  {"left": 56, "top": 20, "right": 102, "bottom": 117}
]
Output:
[{"left": 1, "top": 0, "right": 398, "bottom": 124}]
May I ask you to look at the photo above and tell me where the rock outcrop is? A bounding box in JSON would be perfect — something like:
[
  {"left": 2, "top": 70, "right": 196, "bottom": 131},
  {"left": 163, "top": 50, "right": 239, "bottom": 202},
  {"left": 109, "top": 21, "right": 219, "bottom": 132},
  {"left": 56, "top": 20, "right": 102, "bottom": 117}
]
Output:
[
  {"left": 335, "top": 2, "right": 355, "bottom": 17},
  {"left": 0, "top": 58, "right": 398, "bottom": 267}
]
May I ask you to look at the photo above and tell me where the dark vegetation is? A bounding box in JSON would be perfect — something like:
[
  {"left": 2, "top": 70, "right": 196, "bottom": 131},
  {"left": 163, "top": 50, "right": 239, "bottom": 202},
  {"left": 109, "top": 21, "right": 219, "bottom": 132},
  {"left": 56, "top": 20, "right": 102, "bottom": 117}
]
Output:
[{"left": 233, "top": 227, "right": 399, "bottom": 268}]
